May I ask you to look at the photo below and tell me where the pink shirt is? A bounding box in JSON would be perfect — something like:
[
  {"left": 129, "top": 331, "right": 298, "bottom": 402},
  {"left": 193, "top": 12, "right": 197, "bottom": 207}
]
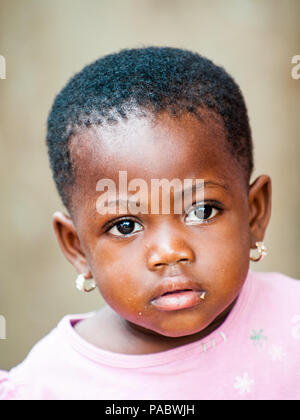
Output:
[{"left": 1, "top": 269, "right": 300, "bottom": 400}]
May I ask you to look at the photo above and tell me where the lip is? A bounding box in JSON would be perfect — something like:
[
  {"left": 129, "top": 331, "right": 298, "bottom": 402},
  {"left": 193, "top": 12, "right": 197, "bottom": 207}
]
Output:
[{"left": 150, "top": 277, "right": 206, "bottom": 312}]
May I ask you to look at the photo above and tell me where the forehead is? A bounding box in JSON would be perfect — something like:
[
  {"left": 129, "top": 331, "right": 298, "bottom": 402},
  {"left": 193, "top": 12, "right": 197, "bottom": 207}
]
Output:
[{"left": 69, "top": 111, "right": 245, "bottom": 211}]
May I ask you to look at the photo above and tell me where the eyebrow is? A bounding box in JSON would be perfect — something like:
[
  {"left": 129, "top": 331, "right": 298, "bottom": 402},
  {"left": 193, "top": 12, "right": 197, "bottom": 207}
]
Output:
[
  {"left": 175, "top": 180, "right": 230, "bottom": 198},
  {"left": 103, "top": 180, "right": 230, "bottom": 208}
]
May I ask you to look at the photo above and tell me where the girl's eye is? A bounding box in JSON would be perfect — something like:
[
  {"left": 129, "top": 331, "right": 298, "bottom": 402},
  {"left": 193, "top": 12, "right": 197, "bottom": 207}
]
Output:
[
  {"left": 107, "top": 219, "right": 143, "bottom": 237},
  {"left": 185, "top": 204, "right": 220, "bottom": 224}
]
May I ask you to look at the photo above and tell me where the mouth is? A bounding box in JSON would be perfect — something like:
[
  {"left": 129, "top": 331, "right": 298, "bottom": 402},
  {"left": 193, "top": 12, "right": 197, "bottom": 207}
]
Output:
[{"left": 151, "top": 281, "right": 206, "bottom": 312}]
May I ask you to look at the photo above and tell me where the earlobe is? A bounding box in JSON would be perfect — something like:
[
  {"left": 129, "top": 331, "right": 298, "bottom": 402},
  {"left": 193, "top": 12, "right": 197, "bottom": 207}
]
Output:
[
  {"left": 248, "top": 175, "right": 272, "bottom": 247},
  {"left": 52, "top": 211, "right": 90, "bottom": 275}
]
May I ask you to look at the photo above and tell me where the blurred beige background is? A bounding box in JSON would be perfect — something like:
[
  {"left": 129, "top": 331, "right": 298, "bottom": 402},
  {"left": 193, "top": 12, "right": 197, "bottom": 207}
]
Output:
[{"left": 0, "top": 0, "right": 299, "bottom": 370}]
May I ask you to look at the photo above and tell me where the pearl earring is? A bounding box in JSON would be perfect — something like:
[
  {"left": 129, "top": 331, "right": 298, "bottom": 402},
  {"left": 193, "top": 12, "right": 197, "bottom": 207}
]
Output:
[
  {"left": 249, "top": 241, "right": 268, "bottom": 262},
  {"left": 75, "top": 273, "right": 96, "bottom": 293}
]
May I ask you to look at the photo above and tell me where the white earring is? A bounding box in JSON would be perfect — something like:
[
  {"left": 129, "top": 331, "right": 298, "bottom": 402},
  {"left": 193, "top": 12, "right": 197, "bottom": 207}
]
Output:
[
  {"left": 75, "top": 273, "right": 96, "bottom": 293},
  {"left": 249, "top": 241, "right": 268, "bottom": 262}
]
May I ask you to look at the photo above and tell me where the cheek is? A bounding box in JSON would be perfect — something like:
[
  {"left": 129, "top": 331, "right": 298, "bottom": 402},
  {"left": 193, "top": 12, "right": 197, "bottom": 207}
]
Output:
[
  {"left": 204, "top": 207, "right": 250, "bottom": 265},
  {"left": 91, "top": 242, "right": 146, "bottom": 314},
  {"left": 191, "top": 211, "right": 250, "bottom": 300},
  {"left": 193, "top": 226, "right": 249, "bottom": 272}
]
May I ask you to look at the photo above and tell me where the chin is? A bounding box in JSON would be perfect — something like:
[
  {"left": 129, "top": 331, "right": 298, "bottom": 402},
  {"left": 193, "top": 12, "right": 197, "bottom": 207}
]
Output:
[
  {"left": 146, "top": 321, "right": 205, "bottom": 339},
  {"left": 126, "top": 309, "right": 210, "bottom": 339},
  {"left": 151, "top": 313, "right": 211, "bottom": 339}
]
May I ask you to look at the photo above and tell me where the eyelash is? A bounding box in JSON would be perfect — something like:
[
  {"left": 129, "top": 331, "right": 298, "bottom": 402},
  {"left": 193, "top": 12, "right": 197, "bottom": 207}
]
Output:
[
  {"left": 104, "top": 201, "right": 224, "bottom": 237},
  {"left": 185, "top": 200, "right": 224, "bottom": 225}
]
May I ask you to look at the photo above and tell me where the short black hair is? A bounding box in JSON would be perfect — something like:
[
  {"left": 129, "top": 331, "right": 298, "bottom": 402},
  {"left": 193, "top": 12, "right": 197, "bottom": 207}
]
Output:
[{"left": 46, "top": 46, "right": 253, "bottom": 211}]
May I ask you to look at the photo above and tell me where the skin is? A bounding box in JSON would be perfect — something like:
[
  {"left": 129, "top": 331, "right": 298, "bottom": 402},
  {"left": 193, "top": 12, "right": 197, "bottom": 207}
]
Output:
[{"left": 53, "top": 110, "right": 272, "bottom": 355}]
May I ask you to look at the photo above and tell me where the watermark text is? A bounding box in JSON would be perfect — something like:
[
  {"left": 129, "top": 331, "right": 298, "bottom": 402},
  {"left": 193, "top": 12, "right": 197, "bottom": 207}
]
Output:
[
  {"left": 0, "top": 315, "right": 6, "bottom": 339},
  {"left": 0, "top": 55, "right": 6, "bottom": 79},
  {"left": 291, "top": 55, "right": 300, "bottom": 80},
  {"left": 96, "top": 171, "right": 205, "bottom": 215}
]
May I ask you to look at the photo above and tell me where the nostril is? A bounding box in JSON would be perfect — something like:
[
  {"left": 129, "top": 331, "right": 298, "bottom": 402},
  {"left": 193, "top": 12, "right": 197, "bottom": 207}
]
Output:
[
  {"left": 154, "top": 263, "right": 165, "bottom": 269},
  {"left": 154, "top": 259, "right": 189, "bottom": 269}
]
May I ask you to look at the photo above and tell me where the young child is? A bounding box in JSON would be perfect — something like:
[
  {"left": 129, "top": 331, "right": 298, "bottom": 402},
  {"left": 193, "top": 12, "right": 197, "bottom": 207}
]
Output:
[{"left": 1, "top": 47, "right": 299, "bottom": 400}]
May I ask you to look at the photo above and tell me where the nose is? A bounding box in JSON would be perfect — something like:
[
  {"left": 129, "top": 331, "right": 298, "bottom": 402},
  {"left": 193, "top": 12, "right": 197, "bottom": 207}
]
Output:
[{"left": 147, "top": 230, "right": 195, "bottom": 271}]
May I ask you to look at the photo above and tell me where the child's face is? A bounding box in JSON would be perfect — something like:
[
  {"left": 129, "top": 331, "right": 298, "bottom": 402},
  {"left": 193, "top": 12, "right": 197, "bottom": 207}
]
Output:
[{"left": 54, "top": 111, "right": 271, "bottom": 338}]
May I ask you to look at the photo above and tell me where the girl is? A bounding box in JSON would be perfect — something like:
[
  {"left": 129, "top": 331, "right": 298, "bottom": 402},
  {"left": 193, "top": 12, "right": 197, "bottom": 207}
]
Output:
[{"left": 1, "top": 47, "right": 299, "bottom": 400}]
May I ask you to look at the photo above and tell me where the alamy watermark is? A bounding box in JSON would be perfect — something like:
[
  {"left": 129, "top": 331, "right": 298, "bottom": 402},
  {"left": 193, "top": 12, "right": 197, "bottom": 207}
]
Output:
[
  {"left": 0, "top": 315, "right": 6, "bottom": 339},
  {"left": 96, "top": 171, "right": 205, "bottom": 215},
  {"left": 0, "top": 55, "right": 6, "bottom": 79},
  {"left": 291, "top": 55, "right": 300, "bottom": 80}
]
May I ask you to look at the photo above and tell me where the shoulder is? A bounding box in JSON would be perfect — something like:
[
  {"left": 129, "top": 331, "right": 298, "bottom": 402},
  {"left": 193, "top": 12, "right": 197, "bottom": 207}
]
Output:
[
  {"left": 250, "top": 269, "right": 300, "bottom": 304},
  {"left": 248, "top": 269, "right": 300, "bottom": 343},
  {"left": 0, "top": 312, "right": 93, "bottom": 400}
]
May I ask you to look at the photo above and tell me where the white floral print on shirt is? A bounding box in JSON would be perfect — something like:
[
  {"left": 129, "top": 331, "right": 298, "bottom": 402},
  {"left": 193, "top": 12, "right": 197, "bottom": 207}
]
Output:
[
  {"left": 234, "top": 372, "right": 254, "bottom": 395},
  {"left": 291, "top": 315, "right": 300, "bottom": 340},
  {"left": 269, "top": 345, "right": 286, "bottom": 362}
]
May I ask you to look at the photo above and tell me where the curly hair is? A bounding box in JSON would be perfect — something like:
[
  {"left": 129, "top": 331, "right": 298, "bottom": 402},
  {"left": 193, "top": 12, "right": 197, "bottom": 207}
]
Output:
[{"left": 46, "top": 46, "right": 253, "bottom": 210}]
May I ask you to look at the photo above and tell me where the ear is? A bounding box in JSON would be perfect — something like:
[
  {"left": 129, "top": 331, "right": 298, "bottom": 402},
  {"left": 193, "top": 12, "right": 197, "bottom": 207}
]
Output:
[
  {"left": 52, "top": 211, "right": 92, "bottom": 277},
  {"left": 248, "top": 175, "right": 272, "bottom": 248}
]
